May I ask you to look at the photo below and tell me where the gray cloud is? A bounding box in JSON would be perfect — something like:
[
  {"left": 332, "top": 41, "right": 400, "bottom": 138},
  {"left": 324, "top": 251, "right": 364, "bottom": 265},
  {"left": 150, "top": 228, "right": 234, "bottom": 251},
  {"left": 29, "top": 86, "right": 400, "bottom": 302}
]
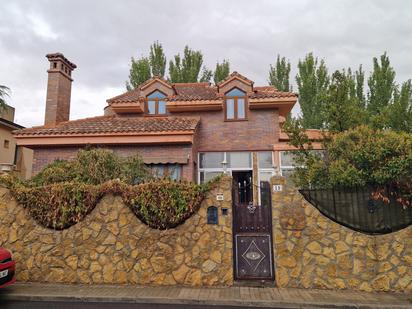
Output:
[{"left": 1, "top": 0, "right": 411, "bottom": 126}]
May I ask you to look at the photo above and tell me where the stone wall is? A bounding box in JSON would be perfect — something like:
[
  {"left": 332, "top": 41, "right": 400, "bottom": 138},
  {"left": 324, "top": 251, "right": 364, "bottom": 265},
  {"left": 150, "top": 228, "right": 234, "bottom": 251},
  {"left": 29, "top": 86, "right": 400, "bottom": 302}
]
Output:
[
  {"left": 271, "top": 176, "right": 412, "bottom": 293},
  {"left": 0, "top": 177, "right": 233, "bottom": 286}
]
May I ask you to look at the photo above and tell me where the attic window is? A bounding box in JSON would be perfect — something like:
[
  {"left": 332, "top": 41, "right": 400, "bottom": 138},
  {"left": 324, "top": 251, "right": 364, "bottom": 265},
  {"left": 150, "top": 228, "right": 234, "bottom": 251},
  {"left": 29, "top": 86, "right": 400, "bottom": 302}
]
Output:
[
  {"left": 225, "top": 88, "right": 246, "bottom": 121},
  {"left": 146, "top": 90, "right": 167, "bottom": 115}
]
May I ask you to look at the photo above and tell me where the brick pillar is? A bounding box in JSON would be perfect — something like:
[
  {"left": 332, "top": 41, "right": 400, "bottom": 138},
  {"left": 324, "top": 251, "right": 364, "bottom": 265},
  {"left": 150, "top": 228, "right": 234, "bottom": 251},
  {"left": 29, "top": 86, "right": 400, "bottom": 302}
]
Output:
[{"left": 44, "top": 53, "right": 77, "bottom": 126}]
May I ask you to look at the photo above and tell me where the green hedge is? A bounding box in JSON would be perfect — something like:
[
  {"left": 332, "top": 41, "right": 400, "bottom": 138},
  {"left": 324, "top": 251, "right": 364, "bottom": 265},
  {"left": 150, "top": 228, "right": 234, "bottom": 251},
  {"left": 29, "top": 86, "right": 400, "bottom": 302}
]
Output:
[{"left": 7, "top": 179, "right": 215, "bottom": 230}]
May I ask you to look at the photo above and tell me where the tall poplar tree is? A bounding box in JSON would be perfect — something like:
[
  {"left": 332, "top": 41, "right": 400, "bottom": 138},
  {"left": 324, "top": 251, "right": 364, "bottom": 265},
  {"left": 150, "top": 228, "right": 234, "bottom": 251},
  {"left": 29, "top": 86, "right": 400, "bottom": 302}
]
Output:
[
  {"left": 199, "top": 67, "right": 213, "bottom": 83},
  {"left": 169, "top": 46, "right": 211, "bottom": 83},
  {"left": 324, "top": 70, "right": 365, "bottom": 132},
  {"left": 367, "top": 52, "right": 396, "bottom": 115},
  {"left": 296, "top": 53, "right": 329, "bottom": 129},
  {"left": 269, "top": 55, "right": 291, "bottom": 91},
  {"left": 213, "top": 60, "right": 230, "bottom": 84},
  {"left": 126, "top": 57, "right": 151, "bottom": 90},
  {"left": 126, "top": 41, "right": 167, "bottom": 90},
  {"left": 149, "top": 41, "right": 166, "bottom": 77},
  {"left": 355, "top": 65, "right": 366, "bottom": 108},
  {"left": 389, "top": 80, "right": 412, "bottom": 132}
]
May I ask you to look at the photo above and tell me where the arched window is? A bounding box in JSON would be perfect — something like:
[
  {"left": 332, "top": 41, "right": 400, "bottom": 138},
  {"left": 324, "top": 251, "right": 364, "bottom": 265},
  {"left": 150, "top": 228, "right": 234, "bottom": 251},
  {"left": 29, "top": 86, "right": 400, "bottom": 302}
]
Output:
[
  {"left": 225, "top": 88, "right": 246, "bottom": 120},
  {"left": 146, "top": 90, "right": 167, "bottom": 115}
]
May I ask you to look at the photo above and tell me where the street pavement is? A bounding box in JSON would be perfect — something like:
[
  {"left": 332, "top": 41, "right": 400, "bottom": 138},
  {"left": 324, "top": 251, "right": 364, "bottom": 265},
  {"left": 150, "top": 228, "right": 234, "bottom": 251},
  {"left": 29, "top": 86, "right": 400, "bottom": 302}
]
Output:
[{"left": 0, "top": 282, "right": 411, "bottom": 309}]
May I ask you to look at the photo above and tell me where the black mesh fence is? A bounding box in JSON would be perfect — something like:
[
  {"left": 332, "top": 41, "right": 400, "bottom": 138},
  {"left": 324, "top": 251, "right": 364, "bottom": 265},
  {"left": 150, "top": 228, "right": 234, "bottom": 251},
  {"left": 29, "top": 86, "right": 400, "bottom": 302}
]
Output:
[{"left": 299, "top": 186, "right": 412, "bottom": 235}]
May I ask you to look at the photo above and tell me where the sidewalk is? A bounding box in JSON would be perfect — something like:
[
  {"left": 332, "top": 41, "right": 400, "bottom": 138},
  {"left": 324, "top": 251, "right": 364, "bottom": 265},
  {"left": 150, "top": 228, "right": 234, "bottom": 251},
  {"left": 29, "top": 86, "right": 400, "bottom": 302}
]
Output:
[{"left": 0, "top": 282, "right": 411, "bottom": 308}]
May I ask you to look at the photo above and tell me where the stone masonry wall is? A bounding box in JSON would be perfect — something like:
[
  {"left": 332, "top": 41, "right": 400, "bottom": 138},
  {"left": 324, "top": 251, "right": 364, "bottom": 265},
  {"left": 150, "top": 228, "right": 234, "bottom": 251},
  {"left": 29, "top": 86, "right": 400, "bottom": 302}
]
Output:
[
  {"left": 271, "top": 176, "right": 412, "bottom": 293},
  {"left": 0, "top": 177, "right": 233, "bottom": 286}
]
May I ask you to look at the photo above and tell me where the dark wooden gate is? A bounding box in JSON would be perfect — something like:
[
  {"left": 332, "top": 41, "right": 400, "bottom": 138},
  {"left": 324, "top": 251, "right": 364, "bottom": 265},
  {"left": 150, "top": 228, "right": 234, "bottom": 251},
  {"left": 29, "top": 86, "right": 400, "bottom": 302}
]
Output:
[{"left": 232, "top": 172, "right": 274, "bottom": 281}]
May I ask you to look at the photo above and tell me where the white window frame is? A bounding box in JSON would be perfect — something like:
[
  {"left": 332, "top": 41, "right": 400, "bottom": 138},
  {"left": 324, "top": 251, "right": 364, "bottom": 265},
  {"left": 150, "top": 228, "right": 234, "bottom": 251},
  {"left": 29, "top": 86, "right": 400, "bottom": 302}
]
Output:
[
  {"left": 279, "top": 152, "right": 295, "bottom": 176},
  {"left": 257, "top": 151, "right": 275, "bottom": 205},
  {"left": 198, "top": 152, "right": 252, "bottom": 183}
]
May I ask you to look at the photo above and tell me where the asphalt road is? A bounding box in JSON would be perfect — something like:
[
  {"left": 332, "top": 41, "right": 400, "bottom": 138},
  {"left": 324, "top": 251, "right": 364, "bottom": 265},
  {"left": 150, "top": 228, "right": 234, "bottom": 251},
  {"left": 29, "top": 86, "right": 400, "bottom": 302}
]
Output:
[{"left": 1, "top": 300, "right": 305, "bottom": 309}]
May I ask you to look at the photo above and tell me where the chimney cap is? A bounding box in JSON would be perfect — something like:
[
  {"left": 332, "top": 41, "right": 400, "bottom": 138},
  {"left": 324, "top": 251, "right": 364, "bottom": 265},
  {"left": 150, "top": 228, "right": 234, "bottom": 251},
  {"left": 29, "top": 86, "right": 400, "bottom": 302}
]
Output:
[{"left": 46, "top": 53, "right": 77, "bottom": 70}]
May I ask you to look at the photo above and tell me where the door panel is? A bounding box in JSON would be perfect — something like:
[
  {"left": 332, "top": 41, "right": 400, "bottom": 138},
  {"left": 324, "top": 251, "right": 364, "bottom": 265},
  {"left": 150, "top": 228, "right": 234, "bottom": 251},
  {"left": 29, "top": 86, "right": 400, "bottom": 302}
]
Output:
[
  {"left": 235, "top": 234, "right": 273, "bottom": 279},
  {"left": 232, "top": 172, "right": 274, "bottom": 281}
]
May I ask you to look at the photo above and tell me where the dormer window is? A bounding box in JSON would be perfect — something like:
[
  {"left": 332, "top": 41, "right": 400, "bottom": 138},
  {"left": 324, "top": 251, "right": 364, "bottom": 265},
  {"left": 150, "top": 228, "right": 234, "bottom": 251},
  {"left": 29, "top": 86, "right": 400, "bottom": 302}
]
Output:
[
  {"left": 225, "top": 88, "right": 246, "bottom": 121},
  {"left": 146, "top": 90, "right": 167, "bottom": 115}
]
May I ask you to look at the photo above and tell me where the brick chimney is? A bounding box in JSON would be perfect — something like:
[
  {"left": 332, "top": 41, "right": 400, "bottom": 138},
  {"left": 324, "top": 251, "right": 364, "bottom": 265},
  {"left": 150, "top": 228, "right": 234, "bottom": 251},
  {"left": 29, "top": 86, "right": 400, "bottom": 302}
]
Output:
[{"left": 44, "top": 53, "right": 77, "bottom": 126}]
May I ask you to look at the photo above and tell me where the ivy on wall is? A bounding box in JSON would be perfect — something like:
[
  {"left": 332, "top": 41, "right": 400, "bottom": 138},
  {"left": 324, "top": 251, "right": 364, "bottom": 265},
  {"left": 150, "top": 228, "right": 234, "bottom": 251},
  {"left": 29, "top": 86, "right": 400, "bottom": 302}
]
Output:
[{"left": 5, "top": 179, "right": 215, "bottom": 230}]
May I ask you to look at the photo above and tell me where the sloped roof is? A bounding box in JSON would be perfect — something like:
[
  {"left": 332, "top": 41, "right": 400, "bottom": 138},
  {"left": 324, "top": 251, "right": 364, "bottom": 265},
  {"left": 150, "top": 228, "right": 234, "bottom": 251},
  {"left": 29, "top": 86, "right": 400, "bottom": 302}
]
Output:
[
  {"left": 108, "top": 81, "right": 297, "bottom": 104},
  {"left": 216, "top": 71, "right": 254, "bottom": 87},
  {"left": 14, "top": 116, "right": 200, "bottom": 136}
]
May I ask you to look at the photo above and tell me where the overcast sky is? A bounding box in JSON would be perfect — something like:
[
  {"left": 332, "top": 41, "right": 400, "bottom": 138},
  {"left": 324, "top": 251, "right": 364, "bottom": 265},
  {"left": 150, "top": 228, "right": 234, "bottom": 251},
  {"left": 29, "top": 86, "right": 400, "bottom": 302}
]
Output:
[{"left": 1, "top": 0, "right": 411, "bottom": 127}]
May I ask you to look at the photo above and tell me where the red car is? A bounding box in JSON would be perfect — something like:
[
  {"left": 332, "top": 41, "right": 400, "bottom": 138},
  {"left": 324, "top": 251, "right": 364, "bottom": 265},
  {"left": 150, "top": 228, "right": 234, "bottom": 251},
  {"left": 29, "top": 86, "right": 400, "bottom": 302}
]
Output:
[{"left": 0, "top": 247, "right": 16, "bottom": 288}]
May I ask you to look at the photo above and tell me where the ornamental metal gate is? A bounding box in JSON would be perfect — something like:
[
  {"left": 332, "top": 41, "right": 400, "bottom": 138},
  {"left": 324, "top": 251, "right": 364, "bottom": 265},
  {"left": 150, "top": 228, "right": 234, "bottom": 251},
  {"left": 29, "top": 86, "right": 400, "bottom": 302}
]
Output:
[{"left": 232, "top": 171, "right": 274, "bottom": 281}]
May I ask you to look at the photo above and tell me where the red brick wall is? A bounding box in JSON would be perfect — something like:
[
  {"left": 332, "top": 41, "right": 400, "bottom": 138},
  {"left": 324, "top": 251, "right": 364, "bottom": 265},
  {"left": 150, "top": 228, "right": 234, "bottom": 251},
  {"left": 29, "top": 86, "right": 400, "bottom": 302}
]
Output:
[
  {"left": 31, "top": 144, "right": 194, "bottom": 180},
  {"left": 32, "top": 105, "right": 280, "bottom": 181},
  {"left": 116, "top": 109, "right": 279, "bottom": 152},
  {"left": 180, "top": 108, "right": 279, "bottom": 152},
  {"left": 45, "top": 71, "right": 72, "bottom": 126}
]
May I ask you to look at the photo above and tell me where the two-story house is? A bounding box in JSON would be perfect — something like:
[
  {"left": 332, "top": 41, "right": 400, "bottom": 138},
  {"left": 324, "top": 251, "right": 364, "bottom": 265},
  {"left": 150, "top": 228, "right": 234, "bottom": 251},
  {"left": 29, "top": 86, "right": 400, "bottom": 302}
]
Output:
[{"left": 13, "top": 53, "right": 321, "bottom": 204}]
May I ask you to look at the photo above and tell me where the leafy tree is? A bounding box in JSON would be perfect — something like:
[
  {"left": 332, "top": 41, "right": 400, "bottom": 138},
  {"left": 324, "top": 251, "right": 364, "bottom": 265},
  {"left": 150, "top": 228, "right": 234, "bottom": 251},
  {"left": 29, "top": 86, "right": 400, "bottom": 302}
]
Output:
[
  {"left": 296, "top": 53, "right": 329, "bottom": 129},
  {"left": 284, "top": 125, "right": 412, "bottom": 206},
  {"left": 213, "top": 60, "right": 230, "bottom": 84},
  {"left": 199, "top": 67, "right": 213, "bottom": 83},
  {"left": 0, "top": 85, "right": 10, "bottom": 112},
  {"left": 269, "top": 55, "right": 291, "bottom": 92},
  {"left": 169, "top": 46, "right": 210, "bottom": 83},
  {"left": 181, "top": 46, "right": 203, "bottom": 82},
  {"left": 168, "top": 54, "right": 183, "bottom": 83},
  {"left": 126, "top": 56, "right": 151, "bottom": 91},
  {"left": 323, "top": 70, "right": 366, "bottom": 132},
  {"left": 354, "top": 65, "right": 366, "bottom": 108},
  {"left": 389, "top": 80, "right": 412, "bottom": 133},
  {"left": 149, "top": 41, "right": 166, "bottom": 77},
  {"left": 367, "top": 52, "right": 396, "bottom": 115}
]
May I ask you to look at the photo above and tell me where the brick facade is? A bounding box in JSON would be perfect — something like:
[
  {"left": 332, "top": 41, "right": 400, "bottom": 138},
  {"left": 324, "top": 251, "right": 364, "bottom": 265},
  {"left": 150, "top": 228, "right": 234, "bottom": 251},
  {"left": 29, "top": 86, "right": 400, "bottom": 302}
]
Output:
[
  {"left": 32, "top": 144, "right": 195, "bottom": 179},
  {"left": 17, "top": 61, "right": 296, "bottom": 181},
  {"left": 31, "top": 106, "right": 278, "bottom": 179}
]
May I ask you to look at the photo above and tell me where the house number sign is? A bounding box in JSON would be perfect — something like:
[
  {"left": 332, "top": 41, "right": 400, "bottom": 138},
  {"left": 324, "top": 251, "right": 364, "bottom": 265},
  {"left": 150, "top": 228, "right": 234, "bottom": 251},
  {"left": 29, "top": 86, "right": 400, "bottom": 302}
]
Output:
[
  {"left": 273, "top": 185, "right": 283, "bottom": 192},
  {"left": 216, "top": 193, "right": 224, "bottom": 201}
]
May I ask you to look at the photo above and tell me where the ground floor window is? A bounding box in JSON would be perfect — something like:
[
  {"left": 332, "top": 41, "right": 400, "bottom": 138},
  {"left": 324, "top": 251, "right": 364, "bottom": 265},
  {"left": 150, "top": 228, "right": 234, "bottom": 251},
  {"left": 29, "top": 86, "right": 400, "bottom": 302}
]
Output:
[
  {"left": 198, "top": 151, "right": 275, "bottom": 205},
  {"left": 145, "top": 163, "right": 181, "bottom": 181},
  {"left": 279, "top": 150, "right": 325, "bottom": 180},
  {"left": 257, "top": 151, "right": 275, "bottom": 205},
  {"left": 198, "top": 151, "right": 252, "bottom": 183}
]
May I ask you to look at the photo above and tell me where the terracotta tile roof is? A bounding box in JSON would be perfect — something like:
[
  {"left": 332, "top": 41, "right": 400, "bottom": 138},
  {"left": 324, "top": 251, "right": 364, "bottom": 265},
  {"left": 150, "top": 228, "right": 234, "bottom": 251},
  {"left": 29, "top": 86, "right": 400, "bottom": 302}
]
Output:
[
  {"left": 250, "top": 86, "right": 297, "bottom": 99},
  {"left": 108, "top": 83, "right": 297, "bottom": 104},
  {"left": 107, "top": 89, "right": 143, "bottom": 103},
  {"left": 168, "top": 83, "right": 221, "bottom": 101},
  {"left": 139, "top": 75, "right": 172, "bottom": 90},
  {"left": 14, "top": 116, "right": 199, "bottom": 136},
  {"left": 217, "top": 71, "right": 254, "bottom": 86}
]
